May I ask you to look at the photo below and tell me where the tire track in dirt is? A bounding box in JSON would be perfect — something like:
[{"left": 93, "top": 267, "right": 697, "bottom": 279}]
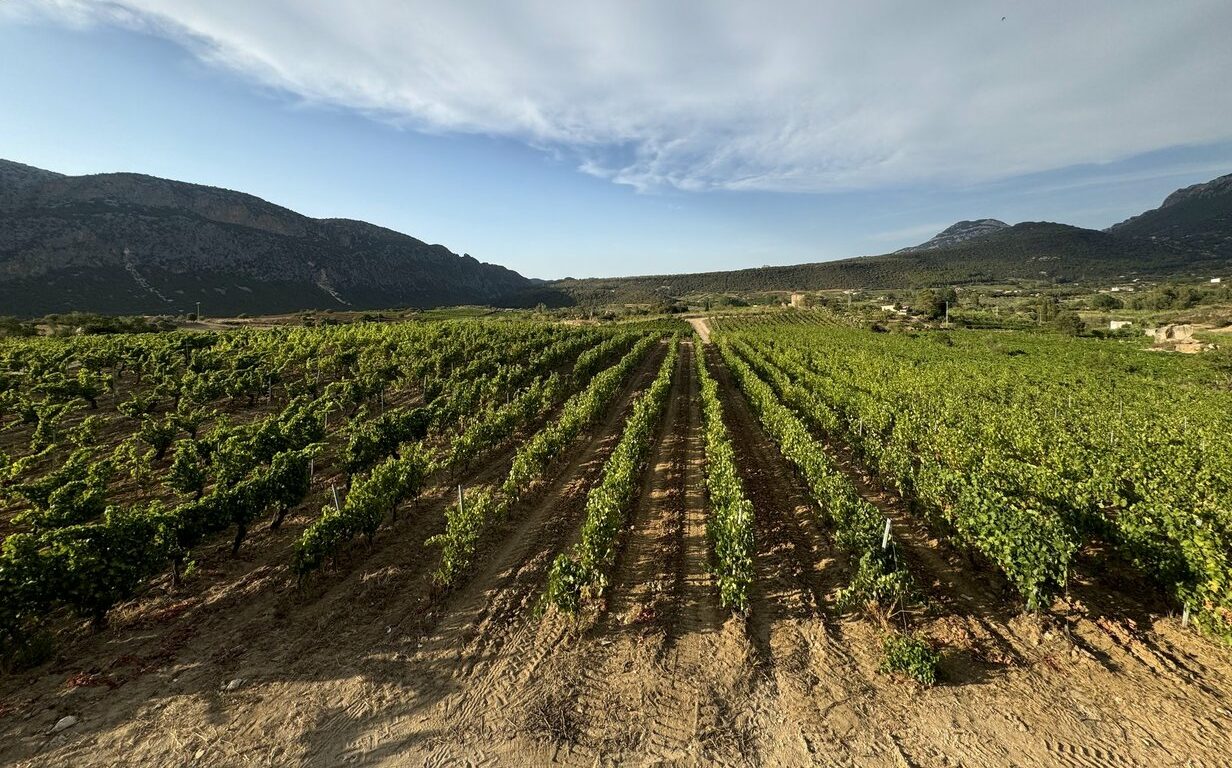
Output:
[
  {"left": 602, "top": 338, "right": 689, "bottom": 635},
  {"left": 332, "top": 342, "right": 668, "bottom": 764},
  {"left": 557, "top": 340, "right": 735, "bottom": 765},
  {"left": 708, "top": 349, "right": 901, "bottom": 767}
]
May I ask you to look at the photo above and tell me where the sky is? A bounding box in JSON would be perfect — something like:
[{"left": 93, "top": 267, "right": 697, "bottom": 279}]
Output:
[{"left": 2, "top": 1, "right": 1232, "bottom": 280}]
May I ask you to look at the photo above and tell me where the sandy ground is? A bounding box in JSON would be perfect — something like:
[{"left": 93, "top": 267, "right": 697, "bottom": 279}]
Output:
[
  {"left": 2, "top": 339, "right": 1230, "bottom": 767},
  {"left": 687, "top": 317, "right": 711, "bottom": 343}
]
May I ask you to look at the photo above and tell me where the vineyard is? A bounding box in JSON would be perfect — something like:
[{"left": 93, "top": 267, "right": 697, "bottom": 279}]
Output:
[{"left": 1, "top": 312, "right": 1229, "bottom": 766}]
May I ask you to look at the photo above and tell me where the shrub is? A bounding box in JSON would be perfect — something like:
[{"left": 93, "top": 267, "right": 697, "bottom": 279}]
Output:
[{"left": 880, "top": 632, "right": 939, "bottom": 685}]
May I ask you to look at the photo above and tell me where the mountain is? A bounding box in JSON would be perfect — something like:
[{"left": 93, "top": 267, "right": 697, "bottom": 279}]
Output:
[
  {"left": 555, "top": 222, "right": 1173, "bottom": 301},
  {"left": 555, "top": 174, "right": 1232, "bottom": 303},
  {"left": 895, "top": 219, "right": 1008, "bottom": 253},
  {"left": 555, "top": 221, "right": 1229, "bottom": 304},
  {"left": 0, "top": 159, "right": 538, "bottom": 317},
  {"left": 1108, "top": 173, "right": 1232, "bottom": 258}
]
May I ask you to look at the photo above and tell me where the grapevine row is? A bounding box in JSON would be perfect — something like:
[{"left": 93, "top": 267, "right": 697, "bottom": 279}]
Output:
[
  {"left": 694, "top": 340, "right": 754, "bottom": 612},
  {"left": 717, "top": 341, "right": 915, "bottom": 613},
  {"left": 427, "top": 334, "right": 662, "bottom": 584},
  {"left": 545, "top": 336, "right": 679, "bottom": 612}
]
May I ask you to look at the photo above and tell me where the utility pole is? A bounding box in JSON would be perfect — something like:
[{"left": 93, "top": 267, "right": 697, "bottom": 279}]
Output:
[
  {"left": 196, "top": 301, "right": 201, "bottom": 321},
  {"left": 944, "top": 301, "right": 950, "bottom": 328}
]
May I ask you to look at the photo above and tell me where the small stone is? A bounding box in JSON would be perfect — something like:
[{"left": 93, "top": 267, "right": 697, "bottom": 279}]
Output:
[
  {"left": 52, "top": 715, "right": 78, "bottom": 733},
  {"left": 1017, "top": 723, "right": 1028, "bottom": 733},
  {"left": 223, "top": 678, "right": 244, "bottom": 692}
]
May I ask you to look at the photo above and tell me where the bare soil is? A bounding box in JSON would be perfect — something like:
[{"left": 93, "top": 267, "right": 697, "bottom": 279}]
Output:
[{"left": 1, "top": 339, "right": 1230, "bottom": 767}]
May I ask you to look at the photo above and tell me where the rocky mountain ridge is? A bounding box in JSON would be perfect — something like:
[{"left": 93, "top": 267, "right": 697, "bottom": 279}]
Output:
[
  {"left": 0, "top": 159, "right": 535, "bottom": 317},
  {"left": 896, "top": 218, "right": 1009, "bottom": 253}
]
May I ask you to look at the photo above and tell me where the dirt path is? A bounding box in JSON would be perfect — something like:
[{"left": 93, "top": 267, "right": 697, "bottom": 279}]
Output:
[
  {"left": 687, "top": 316, "right": 711, "bottom": 343},
  {"left": 547, "top": 339, "right": 747, "bottom": 766}
]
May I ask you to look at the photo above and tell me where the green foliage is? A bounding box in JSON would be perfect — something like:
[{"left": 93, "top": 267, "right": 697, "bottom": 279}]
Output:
[
  {"left": 716, "top": 314, "right": 1229, "bottom": 635},
  {"left": 694, "top": 341, "right": 754, "bottom": 612},
  {"left": 444, "top": 374, "right": 562, "bottom": 471},
  {"left": 718, "top": 341, "right": 917, "bottom": 613},
  {"left": 914, "top": 289, "right": 950, "bottom": 320},
  {"left": 1090, "top": 293, "right": 1123, "bottom": 310},
  {"left": 837, "top": 550, "right": 912, "bottom": 611},
  {"left": 343, "top": 406, "right": 431, "bottom": 473},
  {"left": 502, "top": 335, "right": 659, "bottom": 503},
  {"left": 167, "top": 440, "right": 207, "bottom": 498},
  {"left": 553, "top": 221, "right": 1222, "bottom": 304},
  {"left": 572, "top": 332, "right": 638, "bottom": 381},
  {"left": 1128, "top": 283, "right": 1206, "bottom": 311},
  {"left": 295, "top": 444, "right": 430, "bottom": 574},
  {"left": 0, "top": 319, "right": 630, "bottom": 655},
  {"left": 1052, "top": 311, "right": 1085, "bottom": 336},
  {"left": 429, "top": 334, "right": 661, "bottom": 586},
  {"left": 880, "top": 632, "right": 940, "bottom": 685},
  {"left": 429, "top": 488, "right": 501, "bottom": 586},
  {"left": 0, "top": 316, "right": 37, "bottom": 338},
  {"left": 546, "top": 338, "right": 679, "bottom": 611},
  {"left": 137, "top": 415, "right": 178, "bottom": 460}
]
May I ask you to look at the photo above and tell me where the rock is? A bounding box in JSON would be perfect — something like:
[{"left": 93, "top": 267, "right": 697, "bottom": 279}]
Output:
[
  {"left": 51, "top": 715, "right": 78, "bottom": 733},
  {"left": 223, "top": 678, "right": 244, "bottom": 692}
]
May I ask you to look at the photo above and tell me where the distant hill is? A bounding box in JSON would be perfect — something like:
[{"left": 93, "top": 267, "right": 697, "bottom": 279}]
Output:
[
  {"left": 0, "top": 159, "right": 543, "bottom": 317},
  {"left": 1108, "top": 173, "right": 1232, "bottom": 258},
  {"left": 555, "top": 175, "right": 1232, "bottom": 303},
  {"left": 555, "top": 222, "right": 1199, "bottom": 302},
  {"left": 895, "top": 219, "right": 1008, "bottom": 253}
]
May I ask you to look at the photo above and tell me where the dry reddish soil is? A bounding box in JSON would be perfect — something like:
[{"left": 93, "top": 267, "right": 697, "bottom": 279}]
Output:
[{"left": 2, "top": 339, "right": 1231, "bottom": 767}]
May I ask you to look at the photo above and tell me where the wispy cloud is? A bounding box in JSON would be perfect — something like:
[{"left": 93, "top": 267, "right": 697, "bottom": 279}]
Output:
[{"left": 10, "top": 1, "right": 1232, "bottom": 193}]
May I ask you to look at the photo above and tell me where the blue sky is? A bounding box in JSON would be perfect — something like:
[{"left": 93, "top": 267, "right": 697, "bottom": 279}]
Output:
[{"left": 3, "top": 2, "right": 1231, "bottom": 280}]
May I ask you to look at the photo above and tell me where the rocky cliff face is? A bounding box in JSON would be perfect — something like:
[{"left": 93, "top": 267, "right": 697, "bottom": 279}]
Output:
[
  {"left": 0, "top": 159, "right": 534, "bottom": 316},
  {"left": 896, "top": 219, "right": 1009, "bottom": 253},
  {"left": 1107, "top": 173, "right": 1232, "bottom": 261},
  {"left": 1157, "top": 174, "right": 1232, "bottom": 209}
]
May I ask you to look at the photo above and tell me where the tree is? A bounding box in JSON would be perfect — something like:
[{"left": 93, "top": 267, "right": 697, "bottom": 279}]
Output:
[
  {"left": 914, "top": 290, "right": 946, "bottom": 320},
  {"left": 1053, "top": 311, "right": 1085, "bottom": 336},
  {"left": 1034, "top": 297, "right": 1060, "bottom": 323},
  {"left": 1090, "top": 293, "right": 1123, "bottom": 310}
]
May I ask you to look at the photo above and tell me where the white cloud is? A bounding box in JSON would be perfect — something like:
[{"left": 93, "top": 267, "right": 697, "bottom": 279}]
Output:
[{"left": 11, "top": 0, "right": 1232, "bottom": 192}]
